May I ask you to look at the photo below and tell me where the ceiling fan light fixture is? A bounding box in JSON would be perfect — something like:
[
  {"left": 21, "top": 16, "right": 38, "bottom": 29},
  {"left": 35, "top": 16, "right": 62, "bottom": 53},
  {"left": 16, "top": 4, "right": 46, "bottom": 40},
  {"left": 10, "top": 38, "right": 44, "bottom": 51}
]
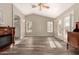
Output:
[{"left": 32, "top": 3, "right": 50, "bottom": 11}]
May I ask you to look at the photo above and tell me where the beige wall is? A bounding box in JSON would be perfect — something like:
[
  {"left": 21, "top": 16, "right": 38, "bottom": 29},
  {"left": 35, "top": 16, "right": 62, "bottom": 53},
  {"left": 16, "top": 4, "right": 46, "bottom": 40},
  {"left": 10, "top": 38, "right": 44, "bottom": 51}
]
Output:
[
  {"left": 0, "top": 3, "right": 12, "bottom": 26},
  {"left": 25, "top": 14, "right": 54, "bottom": 36},
  {"left": 54, "top": 4, "right": 79, "bottom": 41},
  {"left": 13, "top": 5, "right": 25, "bottom": 39}
]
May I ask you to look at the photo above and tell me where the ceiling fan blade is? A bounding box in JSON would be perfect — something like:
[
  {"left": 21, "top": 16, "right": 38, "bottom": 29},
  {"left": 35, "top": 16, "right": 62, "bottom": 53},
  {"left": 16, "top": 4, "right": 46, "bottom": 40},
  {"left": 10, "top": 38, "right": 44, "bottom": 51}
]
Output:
[
  {"left": 42, "top": 5, "right": 49, "bottom": 9},
  {"left": 32, "top": 5, "right": 37, "bottom": 8}
]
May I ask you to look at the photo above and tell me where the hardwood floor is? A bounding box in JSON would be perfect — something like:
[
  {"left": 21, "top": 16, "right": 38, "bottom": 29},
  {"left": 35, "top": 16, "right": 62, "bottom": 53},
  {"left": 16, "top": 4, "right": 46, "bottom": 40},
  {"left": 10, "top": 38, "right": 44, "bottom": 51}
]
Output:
[{"left": 0, "top": 37, "right": 79, "bottom": 55}]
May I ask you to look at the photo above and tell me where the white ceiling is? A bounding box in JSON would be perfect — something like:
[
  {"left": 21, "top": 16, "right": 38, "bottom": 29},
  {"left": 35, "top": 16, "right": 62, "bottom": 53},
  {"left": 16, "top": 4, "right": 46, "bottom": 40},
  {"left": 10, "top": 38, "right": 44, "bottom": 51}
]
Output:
[{"left": 13, "top": 3, "right": 74, "bottom": 18}]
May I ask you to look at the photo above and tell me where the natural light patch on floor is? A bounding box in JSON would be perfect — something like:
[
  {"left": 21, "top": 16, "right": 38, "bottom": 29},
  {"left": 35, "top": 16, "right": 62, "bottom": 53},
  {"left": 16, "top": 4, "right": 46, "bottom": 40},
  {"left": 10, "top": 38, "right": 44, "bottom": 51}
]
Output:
[
  {"left": 48, "top": 37, "right": 63, "bottom": 48},
  {"left": 48, "top": 37, "right": 56, "bottom": 48}
]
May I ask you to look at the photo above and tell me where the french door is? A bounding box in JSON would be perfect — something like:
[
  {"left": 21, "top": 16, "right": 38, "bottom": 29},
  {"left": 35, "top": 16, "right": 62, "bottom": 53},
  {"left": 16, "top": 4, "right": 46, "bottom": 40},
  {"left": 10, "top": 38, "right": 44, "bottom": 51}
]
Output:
[
  {"left": 57, "top": 11, "right": 74, "bottom": 43},
  {"left": 63, "top": 12, "right": 74, "bottom": 43}
]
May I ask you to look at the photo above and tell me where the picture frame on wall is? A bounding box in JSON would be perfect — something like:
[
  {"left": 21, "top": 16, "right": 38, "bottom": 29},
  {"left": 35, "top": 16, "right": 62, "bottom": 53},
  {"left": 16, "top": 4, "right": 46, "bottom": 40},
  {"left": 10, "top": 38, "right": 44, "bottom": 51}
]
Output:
[{"left": 0, "top": 12, "right": 4, "bottom": 25}]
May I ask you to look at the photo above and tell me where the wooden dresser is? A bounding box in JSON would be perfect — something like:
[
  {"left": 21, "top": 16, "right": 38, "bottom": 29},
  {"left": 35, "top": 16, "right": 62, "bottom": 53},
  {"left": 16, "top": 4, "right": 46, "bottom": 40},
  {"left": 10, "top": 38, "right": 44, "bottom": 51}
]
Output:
[
  {"left": 67, "top": 32, "right": 79, "bottom": 50},
  {"left": 0, "top": 26, "right": 15, "bottom": 51}
]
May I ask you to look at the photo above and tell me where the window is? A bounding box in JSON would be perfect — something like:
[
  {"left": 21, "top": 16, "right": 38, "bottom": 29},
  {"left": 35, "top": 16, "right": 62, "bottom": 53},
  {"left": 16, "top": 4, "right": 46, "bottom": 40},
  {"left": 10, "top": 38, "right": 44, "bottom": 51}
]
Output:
[
  {"left": 47, "top": 21, "right": 53, "bottom": 33},
  {"left": 26, "top": 21, "right": 32, "bottom": 33},
  {"left": 64, "top": 15, "right": 70, "bottom": 32},
  {"left": 58, "top": 19, "right": 62, "bottom": 36},
  {"left": 70, "top": 11, "right": 74, "bottom": 31},
  {"left": 63, "top": 15, "right": 71, "bottom": 42}
]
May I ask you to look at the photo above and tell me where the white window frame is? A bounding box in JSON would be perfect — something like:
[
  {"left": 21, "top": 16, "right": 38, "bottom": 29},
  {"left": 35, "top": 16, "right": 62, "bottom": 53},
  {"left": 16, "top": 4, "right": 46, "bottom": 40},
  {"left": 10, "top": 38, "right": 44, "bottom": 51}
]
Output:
[
  {"left": 47, "top": 21, "right": 53, "bottom": 33},
  {"left": 58, "top": 19, "right": 62, "bottom": 36},
  {"left": 26, "top": 21, "right": 32, "bottom": 33}
]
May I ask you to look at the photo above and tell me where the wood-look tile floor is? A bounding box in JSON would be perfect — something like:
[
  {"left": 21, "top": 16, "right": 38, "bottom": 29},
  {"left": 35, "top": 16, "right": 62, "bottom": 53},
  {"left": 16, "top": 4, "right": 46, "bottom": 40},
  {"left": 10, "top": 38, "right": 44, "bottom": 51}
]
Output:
[{"left": 0, "top": 37, "right": 79, "bottom": 55}]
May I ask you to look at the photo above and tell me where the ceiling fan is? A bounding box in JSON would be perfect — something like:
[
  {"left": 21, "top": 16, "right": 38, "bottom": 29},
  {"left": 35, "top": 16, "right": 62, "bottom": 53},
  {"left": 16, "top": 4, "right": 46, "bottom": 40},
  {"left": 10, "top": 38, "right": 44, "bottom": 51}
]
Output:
[{"left": 32, "top": 3, "right": 49, "bottom": 11}]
